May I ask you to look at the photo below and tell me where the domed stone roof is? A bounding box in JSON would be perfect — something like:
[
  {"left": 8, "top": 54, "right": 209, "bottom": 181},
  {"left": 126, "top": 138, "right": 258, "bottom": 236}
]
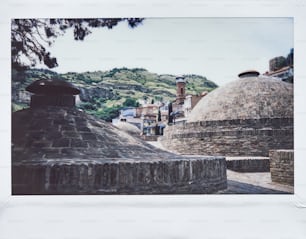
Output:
[
  {"left": 187, "top": 75, "right": 293, "bottom": 122},
  {"left": 114, "top": 122, "right": 141, "bottom": 135},
  {"left": 12, "top": 107, "right": 174, "bottom": 162}
]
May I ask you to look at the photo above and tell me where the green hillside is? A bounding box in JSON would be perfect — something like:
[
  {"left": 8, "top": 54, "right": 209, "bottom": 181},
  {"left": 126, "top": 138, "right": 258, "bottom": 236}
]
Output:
[{"left": 12, "top": 67, "right": 218, "bottom": 121}]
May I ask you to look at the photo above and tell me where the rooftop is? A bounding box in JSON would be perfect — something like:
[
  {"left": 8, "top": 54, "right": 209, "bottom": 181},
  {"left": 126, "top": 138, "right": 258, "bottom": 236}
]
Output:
[{"left": 187, "top": 74, "right": 293, "bottom": 122}]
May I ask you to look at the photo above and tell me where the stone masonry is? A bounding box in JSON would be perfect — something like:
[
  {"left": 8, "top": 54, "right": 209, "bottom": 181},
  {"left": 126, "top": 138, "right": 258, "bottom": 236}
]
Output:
[
  {"left": 13, "top": 156, "right": 227, "bottom": 194},
  {"left": 12, "top": 106, "right": 227, "bottom": 194},
  {"left": 160, "top": 74, "right": 293, "bottom": 157},
  {"left": 269, "top": 150, "right": 294, "bottom": 186},
  {"left": 159, "top": 118, "right": 293, "bottom": 157},
  {"left": 226, "top": 157, "right": 270, "bottom": 172}
]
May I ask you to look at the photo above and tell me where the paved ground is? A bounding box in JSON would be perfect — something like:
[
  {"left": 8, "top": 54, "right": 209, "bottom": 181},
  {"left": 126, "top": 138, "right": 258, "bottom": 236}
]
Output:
[
  {"left": 225, "top": 170, "right": 293, "bottom": 194},
  {"left": 219, "top": 180, "right": 291, "bottom": 194}
]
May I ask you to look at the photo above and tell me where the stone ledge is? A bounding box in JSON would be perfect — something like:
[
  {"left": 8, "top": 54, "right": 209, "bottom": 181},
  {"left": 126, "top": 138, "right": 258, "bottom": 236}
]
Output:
[
  {"left": 12, "top": 156, "right": 227, "bottom": 195},
  {"left": 226, "top": 157, "right": 270, "bottom": 172}
]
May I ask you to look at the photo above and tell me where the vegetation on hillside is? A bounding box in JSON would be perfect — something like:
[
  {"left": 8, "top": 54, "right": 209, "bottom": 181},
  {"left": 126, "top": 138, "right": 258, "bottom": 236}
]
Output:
[{"left": 12, "top": 67, "right": 218, "bottom": 121}]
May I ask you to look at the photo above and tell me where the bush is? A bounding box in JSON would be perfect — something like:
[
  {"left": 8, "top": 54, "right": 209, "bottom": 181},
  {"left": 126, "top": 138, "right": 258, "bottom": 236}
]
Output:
[
  {"left": 123, "top": 97, "right": 138, "bottom": 107},
  {"left": 95, "top": 105, "right": 121, "bottom": 122}
]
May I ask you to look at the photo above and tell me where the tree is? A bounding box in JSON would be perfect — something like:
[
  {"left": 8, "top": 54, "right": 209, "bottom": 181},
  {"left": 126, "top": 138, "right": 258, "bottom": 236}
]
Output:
[
  {"left": 168, "top": 102, "right": 173, "bottom": 124},
  {"left": 11, "top": 18, "right": 144, "bottom": 71},
  {"left": 286, "top": 48, "right": 294, "bottom": 66},
  {"left": 157, "top": 109, "right": 161, "bottom": 122},
  {"left": 123, "top": 97, "right": 138, "bottom": 107}
]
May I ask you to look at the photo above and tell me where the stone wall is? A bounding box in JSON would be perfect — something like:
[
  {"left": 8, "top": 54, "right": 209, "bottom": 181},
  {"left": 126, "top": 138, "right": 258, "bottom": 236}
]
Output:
[
  {"left": 12, "top": 157, "right": 227, "bottom": 195},
  {"left": 269, "top": 150, "right": 294, "bottom": 186},
  {"left": 159, "top": 118, "right": 293, "bottom": 156},
  {"left": 226, "top": 157, "right": 270, "bottom": 172}
]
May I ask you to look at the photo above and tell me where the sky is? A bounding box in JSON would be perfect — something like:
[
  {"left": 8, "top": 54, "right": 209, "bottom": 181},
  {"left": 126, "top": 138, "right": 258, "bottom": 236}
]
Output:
[{"left": 40, "top": 18, "right": 293, "bottom": 86}]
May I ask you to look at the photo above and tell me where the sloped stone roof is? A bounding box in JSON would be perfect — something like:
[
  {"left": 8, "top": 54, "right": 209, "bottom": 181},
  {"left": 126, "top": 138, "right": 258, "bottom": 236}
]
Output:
[
  {"left": 12, "top": 107, "right": 178, "bottom": 163},
  {"left": 187, "top": 75, "right": 293, "bottom": 122}
]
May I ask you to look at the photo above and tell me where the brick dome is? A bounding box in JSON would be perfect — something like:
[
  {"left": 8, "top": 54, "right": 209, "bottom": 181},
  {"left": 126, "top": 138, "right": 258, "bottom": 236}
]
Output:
[
  {"left": 187, "top": 75, "right": 293, "bottom": 122},
  {"left": 114, "top": 122, "right": 141, "bottom": 135},
  {"left": 12, "top": 107, "right": 172, "bottom": 161}
]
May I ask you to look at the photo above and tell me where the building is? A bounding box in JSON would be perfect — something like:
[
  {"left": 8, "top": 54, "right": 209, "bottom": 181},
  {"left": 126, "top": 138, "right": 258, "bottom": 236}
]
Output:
[
  {"left": 175, "top": 76, "right": 186, "bottom": 105},
  {"left": 265, "top": 49, "right": 294, "bottom": 83},
  {"left": 265, "top": 65, "right": 293, "bottom": 83},
  {"left": 160, "top": 70, "right": 293, "bottom": 157},
  {"left": 112, "top": 76, "right": 208, "bottom": 136},
  {"left": 183, "top": 91, "right": 208, "bottom": 118},
  {"left": 170, "top": 76, "right": 208, "bottom": 123}
]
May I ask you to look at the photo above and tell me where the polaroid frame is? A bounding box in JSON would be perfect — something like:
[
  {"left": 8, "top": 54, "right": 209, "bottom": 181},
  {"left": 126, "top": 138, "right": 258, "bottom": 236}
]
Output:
[{"left": 1, "top": 0, "right": 306, "bottom": 238}]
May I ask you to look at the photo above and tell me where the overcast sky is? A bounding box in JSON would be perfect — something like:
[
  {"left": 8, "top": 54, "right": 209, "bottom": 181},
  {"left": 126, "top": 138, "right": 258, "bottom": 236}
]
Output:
[{"left": 43, "top": 18, "right": 293, "bottom": 86}]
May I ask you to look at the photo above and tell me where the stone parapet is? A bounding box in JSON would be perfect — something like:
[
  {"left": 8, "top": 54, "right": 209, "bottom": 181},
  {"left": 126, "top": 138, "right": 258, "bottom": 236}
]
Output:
[
  {"left": 12, "top": 156, "right": 227, "bottom": 195},
  {"left": 226, "top": 157, "right": 270, "bottom": 172},
  {"left": 269, "top": 150, "right": 294, "bottom": 186}
]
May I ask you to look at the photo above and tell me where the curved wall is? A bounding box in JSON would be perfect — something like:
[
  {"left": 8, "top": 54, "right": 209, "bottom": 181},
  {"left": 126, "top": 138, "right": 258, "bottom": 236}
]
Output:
[
  {"left": 160, "top": 118, "right": 293, "bottom": 156},
  {"left": 12, "top": 157, "right": 227, "bottom": 194}
]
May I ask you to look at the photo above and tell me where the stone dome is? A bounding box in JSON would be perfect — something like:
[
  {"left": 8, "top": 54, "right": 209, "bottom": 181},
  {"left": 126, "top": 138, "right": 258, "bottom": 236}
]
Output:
[
  {"left": 114, "top": 122, "right": 141, "bottom": 135},
  {"left": 187, "top": 75, "right": 293, "bottom": 122},
  {"left": 12, "top": 107, "right": 172, "bottom": 162},
  {"left": 160, "top": 73, "right": 294, "bottom": 157},
  {"left": 12, "top": 107, "right": 227, "bottom": 194}
]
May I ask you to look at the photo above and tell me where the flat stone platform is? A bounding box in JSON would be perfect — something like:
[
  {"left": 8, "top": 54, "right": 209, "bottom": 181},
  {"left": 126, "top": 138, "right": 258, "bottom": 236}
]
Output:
[{"left": 226, "top": 156, "right": 270, "bottom": 172}]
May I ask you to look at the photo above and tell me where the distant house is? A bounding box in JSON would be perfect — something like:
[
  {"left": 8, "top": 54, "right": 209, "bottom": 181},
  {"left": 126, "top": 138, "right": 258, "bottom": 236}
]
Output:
[
  {"left": 112, "top": 107, "right": 141, "bottom": 129},
  {"left": 184, "top": 91, "right": 208, "bottom": 118},
  {"left": 112, "top": 104, "right": 164, "bottom": 137},
  {"left": 265, "top": 65, "right": 293, "bottom": 83},
  {"left": 120, "top": 107, "right": 136, "bottom": 118},
  {"left": 112, "top": 76, "right": 208, "bottom": 137},
  {"left": 264, "top": 49, "right": 294, "bottom": 83},
  {"left": 171, "top": 76, "right": 208, "bottom": 123}
]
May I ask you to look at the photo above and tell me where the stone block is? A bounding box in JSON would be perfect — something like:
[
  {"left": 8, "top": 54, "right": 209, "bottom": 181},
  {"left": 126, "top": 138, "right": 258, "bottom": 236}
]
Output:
[
  {"left": 269, "top": 150, "right": 294, "bottom": 186},
  {"left": 52, "top": 138, "right": 70, "bottom": 148},
  {"left": 62, "top": 131, "right": 81, "bottom": 139},
  {"left": 70, "top": 139, "right": 88, "bottom": 148},
  {"left": 81, "top": 133, "right": 97, "bottom": 140}
]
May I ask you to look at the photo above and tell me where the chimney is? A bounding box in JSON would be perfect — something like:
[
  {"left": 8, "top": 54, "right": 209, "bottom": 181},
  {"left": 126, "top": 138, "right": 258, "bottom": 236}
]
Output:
[
  {"left": 238, "top": 70, "right": 260, "bottom": 78},
  {"left": 26, "top": 78, "right": 80, "bottom": 108}
]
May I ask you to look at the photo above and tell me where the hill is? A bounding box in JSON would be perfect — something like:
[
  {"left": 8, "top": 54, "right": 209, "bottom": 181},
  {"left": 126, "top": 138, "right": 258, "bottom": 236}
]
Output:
[{"left": 12, "top": 67, "right": 218, "bottom": 121}]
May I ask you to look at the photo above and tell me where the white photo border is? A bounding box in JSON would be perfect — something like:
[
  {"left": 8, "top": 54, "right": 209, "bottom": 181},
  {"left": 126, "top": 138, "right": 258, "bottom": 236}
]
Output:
[{"left": 1, "top": 0, "right": 306, "bottom": 238}]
